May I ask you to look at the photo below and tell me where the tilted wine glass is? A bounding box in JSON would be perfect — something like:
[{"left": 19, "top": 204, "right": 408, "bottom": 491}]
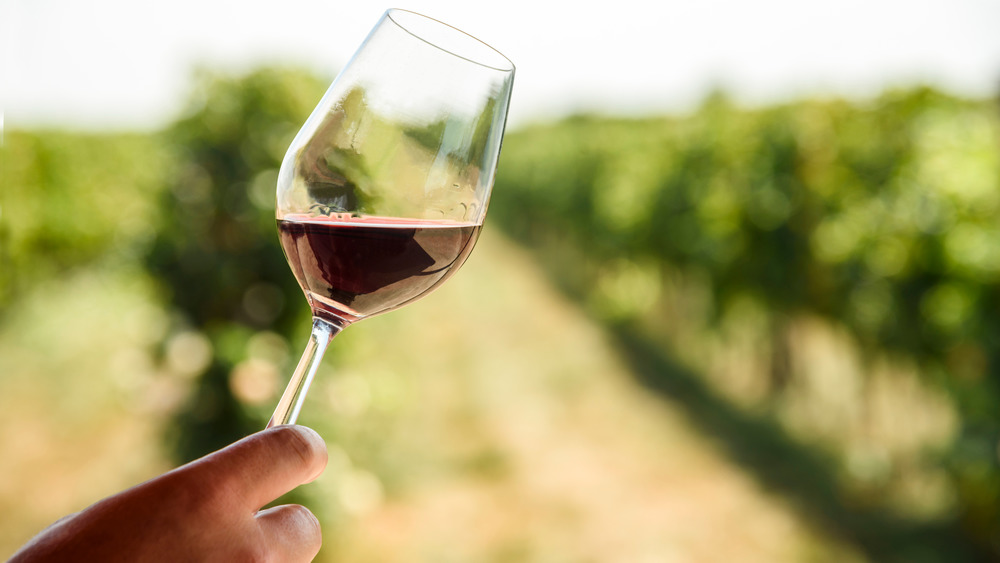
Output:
[{"left": 269, "top": 9, "right": 515, "bottom": 426}]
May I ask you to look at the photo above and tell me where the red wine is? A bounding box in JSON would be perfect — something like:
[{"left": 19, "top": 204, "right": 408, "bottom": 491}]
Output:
[{"left": 278, "top": 214, "right": 481, "bottom": 325}]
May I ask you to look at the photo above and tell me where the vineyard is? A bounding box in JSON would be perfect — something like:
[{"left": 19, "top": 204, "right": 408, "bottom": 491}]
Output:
[{"left": 2, "top": 68, "right": 999, "bottom": 561}]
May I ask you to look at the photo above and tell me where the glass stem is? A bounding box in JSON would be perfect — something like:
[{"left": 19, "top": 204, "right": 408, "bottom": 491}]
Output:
[{"left": 268, "top": 317, "right": 341, "bottom": 427}]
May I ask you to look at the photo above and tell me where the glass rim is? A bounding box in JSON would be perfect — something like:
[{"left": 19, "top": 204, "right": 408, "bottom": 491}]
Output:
[{"left": 386, "top": 8, "right": 515, "bottom": 73}]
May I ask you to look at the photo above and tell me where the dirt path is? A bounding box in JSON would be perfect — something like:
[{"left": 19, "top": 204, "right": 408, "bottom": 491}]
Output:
[
  {"left": 309, "top": 229, "right": 865, "bottom": 562},
  {"left": 0, "top": 228, "right": 865, "bottom": 561}
]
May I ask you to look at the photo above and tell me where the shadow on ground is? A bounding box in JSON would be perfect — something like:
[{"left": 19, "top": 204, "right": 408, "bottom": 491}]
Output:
[{"left": 609, "top": 320, "right": 988, "bottom": 563}]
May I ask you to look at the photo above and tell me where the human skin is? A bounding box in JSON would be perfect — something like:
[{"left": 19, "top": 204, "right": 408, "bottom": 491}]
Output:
[{"left": 9, "top": 425, "right": 329, "bottom": 562}]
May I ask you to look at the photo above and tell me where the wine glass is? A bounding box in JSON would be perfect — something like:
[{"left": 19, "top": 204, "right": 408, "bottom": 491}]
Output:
[{"left": 269, "top": 9, "right": 515, "bottom": 427}]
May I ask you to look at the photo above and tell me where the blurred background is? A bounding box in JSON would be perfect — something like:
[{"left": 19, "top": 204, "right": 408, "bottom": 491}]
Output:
[{"left": 4, "top": 0, "right": 1000, "bottom": 561}]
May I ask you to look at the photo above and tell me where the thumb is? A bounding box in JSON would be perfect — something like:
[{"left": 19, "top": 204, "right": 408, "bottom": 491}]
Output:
[{"left": 182, "top": 425, "right": 328, "bottom": 511}]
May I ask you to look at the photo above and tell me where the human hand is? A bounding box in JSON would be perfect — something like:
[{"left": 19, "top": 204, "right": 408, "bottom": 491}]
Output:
[{"left": 10, "top": 425, "right": 328, "bottom": 562}]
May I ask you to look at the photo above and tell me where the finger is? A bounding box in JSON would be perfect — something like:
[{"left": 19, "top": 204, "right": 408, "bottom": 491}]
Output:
[
  {"left": 256, "top": 504, "right": 323, "bottom": 562},
  {"left": 186, "top": 425, "right": 328, "bottom": 511}
]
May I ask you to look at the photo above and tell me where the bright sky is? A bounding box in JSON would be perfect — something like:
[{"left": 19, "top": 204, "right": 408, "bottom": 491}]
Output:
[{"left": 4, "top": 0, "right": 1000, "bottom": 130}]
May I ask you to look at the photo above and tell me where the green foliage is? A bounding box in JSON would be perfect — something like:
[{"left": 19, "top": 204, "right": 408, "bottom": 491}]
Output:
[
  {"left": 1, "top": 131, "right": 170, "bottom": 307},
  {"left": 497, "top": 88, "right": 1000, "bottom": 370},
  {"left": 492, "top": 87, "right": 1000, "bottom": 556},
  {"left": 5, "top": 65, "right": 999, "bottom": 559},
  {"left": 143, "top": 67, "right": 328, "bottom": 460}
]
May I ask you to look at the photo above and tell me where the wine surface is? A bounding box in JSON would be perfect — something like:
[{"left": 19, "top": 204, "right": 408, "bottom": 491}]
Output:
[{"left": 278, "top": 214, "right": 481, "bottom": 325}]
